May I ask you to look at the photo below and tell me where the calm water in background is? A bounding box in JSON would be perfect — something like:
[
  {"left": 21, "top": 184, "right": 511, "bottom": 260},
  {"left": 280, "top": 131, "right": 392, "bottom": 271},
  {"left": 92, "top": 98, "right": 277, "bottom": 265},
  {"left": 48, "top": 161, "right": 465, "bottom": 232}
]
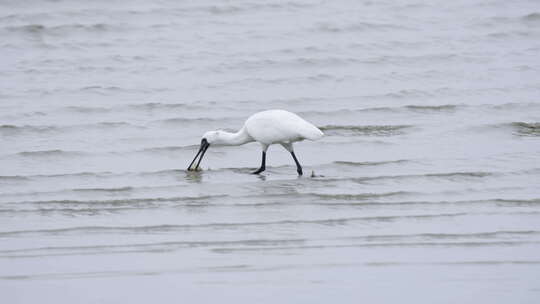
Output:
[{"left": 1, "top": 0, "right": 540, "bottom": 302}]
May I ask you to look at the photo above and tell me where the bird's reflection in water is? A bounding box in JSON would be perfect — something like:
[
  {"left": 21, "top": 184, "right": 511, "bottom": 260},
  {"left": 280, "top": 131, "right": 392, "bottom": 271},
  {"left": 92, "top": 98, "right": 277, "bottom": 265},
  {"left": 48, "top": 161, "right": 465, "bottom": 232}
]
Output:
[{"left": 185, "top": 170, "right": 203, "bottom": 183}]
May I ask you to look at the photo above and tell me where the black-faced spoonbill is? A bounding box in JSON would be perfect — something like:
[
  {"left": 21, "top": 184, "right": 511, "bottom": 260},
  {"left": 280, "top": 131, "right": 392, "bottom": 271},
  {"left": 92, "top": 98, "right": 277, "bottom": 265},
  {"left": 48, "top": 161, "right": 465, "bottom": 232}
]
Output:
[{"left": 187, "top": 109, "right": 324, "bottom": 175}]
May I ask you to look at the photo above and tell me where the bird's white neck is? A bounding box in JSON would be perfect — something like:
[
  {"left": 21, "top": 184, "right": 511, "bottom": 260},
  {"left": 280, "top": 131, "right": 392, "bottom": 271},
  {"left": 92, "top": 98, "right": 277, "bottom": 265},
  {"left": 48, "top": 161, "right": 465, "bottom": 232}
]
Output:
[{"left": 216, "top": 127, "right": 253, "bottom": 146}]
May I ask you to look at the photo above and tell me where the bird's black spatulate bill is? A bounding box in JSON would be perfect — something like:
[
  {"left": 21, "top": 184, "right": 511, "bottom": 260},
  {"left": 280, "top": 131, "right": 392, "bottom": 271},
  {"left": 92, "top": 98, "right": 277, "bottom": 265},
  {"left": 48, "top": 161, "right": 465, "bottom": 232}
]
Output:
[{"left": 188, "top": 139, "right": 209, "bottom": 171}]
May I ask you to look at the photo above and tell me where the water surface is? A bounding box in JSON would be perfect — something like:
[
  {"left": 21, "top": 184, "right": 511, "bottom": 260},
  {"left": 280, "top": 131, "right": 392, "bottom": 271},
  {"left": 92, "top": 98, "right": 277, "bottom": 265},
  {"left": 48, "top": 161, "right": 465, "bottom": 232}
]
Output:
[{"left": 1, "top": 0, "right": 540, "bottom": 303}]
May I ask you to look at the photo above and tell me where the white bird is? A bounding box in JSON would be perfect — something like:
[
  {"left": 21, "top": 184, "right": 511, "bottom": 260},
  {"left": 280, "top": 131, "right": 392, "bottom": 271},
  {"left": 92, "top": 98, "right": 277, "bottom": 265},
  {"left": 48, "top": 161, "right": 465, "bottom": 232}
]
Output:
[{"left": 187, "top": 109, "right": 324, "bottom": 175}]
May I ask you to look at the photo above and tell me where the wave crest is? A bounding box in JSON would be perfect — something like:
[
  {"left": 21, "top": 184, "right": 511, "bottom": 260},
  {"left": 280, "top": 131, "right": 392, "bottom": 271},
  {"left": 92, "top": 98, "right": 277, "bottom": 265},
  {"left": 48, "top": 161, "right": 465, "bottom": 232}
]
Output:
[
  {"left": 320, "top": 125, "right": 412, "bottom": 136},
  {"left": 511, "top": 122, "right": 540, "bottom": 136}
]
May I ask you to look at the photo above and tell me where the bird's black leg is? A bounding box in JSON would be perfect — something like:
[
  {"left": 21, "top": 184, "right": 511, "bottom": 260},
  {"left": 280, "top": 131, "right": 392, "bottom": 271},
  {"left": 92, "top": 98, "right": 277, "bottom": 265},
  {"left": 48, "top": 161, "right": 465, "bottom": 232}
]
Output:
[
  {"left": 290, "top": 152, "right": 303, "bottom": 175},
  {"left": 252, "top": 151, "right": 266, "bottom": 174}
]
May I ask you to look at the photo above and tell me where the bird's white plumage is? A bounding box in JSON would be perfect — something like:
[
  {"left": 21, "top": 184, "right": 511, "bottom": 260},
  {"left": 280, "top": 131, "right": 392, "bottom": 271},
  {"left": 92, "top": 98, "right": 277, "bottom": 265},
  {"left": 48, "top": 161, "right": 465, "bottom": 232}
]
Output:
[
  {"left": 190, "top": 109, "right": 323, "bottom": 174},
  {"left": 244, "top": 109, "right": 323, "bottom": 145}
]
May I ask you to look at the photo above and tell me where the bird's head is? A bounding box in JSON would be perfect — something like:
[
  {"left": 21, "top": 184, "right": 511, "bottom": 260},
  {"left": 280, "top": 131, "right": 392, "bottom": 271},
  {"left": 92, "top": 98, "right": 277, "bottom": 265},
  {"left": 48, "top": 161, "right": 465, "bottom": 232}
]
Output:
[
  {"left": 201, "top": 130, "right": 222, "bottom": 145},
  {"left": 187, "top": 130, "right": 226, "bottom": 171}
]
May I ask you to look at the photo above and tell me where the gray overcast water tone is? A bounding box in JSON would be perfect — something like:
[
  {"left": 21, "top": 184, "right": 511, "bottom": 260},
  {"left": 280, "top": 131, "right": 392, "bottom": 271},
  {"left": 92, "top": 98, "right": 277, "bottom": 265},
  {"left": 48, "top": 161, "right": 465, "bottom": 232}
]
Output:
[{"left": 1, "top": 0, "right": 540, "bottom": 303}]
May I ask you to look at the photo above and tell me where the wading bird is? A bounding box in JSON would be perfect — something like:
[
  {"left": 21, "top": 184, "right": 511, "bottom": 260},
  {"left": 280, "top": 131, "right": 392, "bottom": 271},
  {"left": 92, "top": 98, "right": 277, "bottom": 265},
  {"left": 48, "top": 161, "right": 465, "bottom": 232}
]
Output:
[{"left": 187, "top": 109, "right": 324, "bottom": 175}]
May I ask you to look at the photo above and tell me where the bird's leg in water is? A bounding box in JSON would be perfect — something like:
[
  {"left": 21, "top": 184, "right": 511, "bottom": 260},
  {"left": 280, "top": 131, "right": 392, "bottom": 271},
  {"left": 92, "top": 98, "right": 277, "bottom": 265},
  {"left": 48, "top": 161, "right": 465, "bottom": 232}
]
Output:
[
  {"left": 252, "top": 151, "right": 266, "bottom": 174},
  {"left": 291, "top": 152, "right": 303, "bottom": 175}
]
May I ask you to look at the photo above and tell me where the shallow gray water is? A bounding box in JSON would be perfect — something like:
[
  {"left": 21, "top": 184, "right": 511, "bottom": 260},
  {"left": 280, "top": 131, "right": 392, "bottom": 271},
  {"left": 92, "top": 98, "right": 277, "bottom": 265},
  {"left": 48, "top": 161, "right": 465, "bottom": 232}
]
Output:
[{"left": 1, "top": 0, "right": 540, "bottom": 302}]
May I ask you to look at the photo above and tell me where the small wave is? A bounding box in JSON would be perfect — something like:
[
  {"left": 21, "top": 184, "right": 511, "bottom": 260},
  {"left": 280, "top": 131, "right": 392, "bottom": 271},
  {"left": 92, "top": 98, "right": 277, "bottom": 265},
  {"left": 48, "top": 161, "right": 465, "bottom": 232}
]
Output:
[
  {"left": 511, "top": 122, "right": 540, "bottom": 136},
  {"left": 0, "top": 124, "right": 19, "bottom": 130},
  {"left": 213, "top": 241, "right": 538, "bottom": 254},
  {"left": 190, "top": 2, "right": 313, "bottom": 16},
  {"left": 5, "top": 24, "right": 45, "bottom": 33},
  {"left": 0, "top": 175, "right": 30, "bottom": 181},
  {"left": 206, "top": 5, "right": 243, "bottom": 14},
  {"left": 14, "top": 149, "right": 84, "bottom": 158},
  {"left": 491, "top": 102, "right": 540, "bottom": 111},
  {"left": 404, "top": 104, "right": 457, "bottom": 111},
  {"left": 14, "top": 195, "right": 227, "bottom": 207},
  {"left": 0, "top": 168, "right": 186, "bottom": 182},
  {"left": 523, "top": 12, "right": 540, "bottom": 22},
  {"left": 0, "top": 124, "right": 58, "bottom": 135},
  {"left": 1, "top": 121, "right": 139, "bottom": 137},
  {"left": 0, "top": 14, "right": 19, "bottom": 22},
  {"left": 389, "top": 171, "right": 490, "bottom": 180},
  {"left": 333, "top": 160, "right": 408, "bottom": 166},
  {"left": 137, "top": 145, "right": 198, "bottom": 154},
  {"left": 299, "top": 104, "right": 463, "bottom": 116},
  {"left": 311, "top": 191, "right": 412, "bottom": 201},
  {"left": 307, "top": 171, "right": 497, "bottom": 186},
  {"left": 220, "top": 74, "right": 343, "bottom": 86},
  {"left": 494, "top": 198, "right": 540, "bottom": 206},
  {"left": 487, "top": 31, "right": 535, "bottom": 39},
  {"left": 64, "top": 106, "right": 110, "bottom": 113},
  {"left": 155, "top": 117, "right": 226, "bottom": 125},
  {"left": 349, "top": 171, "right": 493, "bottom": 183},
  {"left": 0, "top": 111, "right": 46, "bottom": 120},
  {"left": 5, "top": 23, "right": 117, "bottom": 35},
  {"left": 124, "top": 102, "right": 201, "bottom": 111},
  {"left": 319, "top": 125, "right": 412, "bottom": 136},
  {"left": 373, "top": 230, "right": 540, "bottom": 241},
  {"left": 80, "top": 85, "right": 123, "bottom": 92},
  {"left": 214, "top": 57, "right": 360, "bottom": 72},
  {"left": 466, "top": 121, "right": 540, "bottom": 136},
  {"left": 0, "top": 238, "right": 305, "bottom": 257},
  {"left": 0, "top": 171, "right": 115, "bottom": 181},
  {"left": 361, "top": 54, "right": 459, "bottom": 66},
  {"left": 362, "top": 103, "right": 458, "bottom": 113},
  {"left": 314, "top": 22, "right": 405, "bottom": 33},
  {"left": 384, "top": 89, "right": 434, "bottom": 99},
  {"left": 0, "top": 212, "right": 466, "bottom": 236},
  {"left": 93, "top": 121, "right": 135, "bottom": 129},
  {"left": 0, "top": 206, "right": 145, "bottom": 216},
  {"left": 423, "top": 171, "right": 492, "bottom": 178},
  {"left": 63, "top": 103, "right": 205, "bottom": 115},
  {"left": 139, "top": 169, "right": 185, "bottom": 176},
  {"left": 72, "top": 187, "right": 134, "bottom": 193},
  {"left": 318, "top": 198, "right": 539, "bottom": 208},
  {"left": 439, "top": 260, "right": 540, "bottom": 266}
]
